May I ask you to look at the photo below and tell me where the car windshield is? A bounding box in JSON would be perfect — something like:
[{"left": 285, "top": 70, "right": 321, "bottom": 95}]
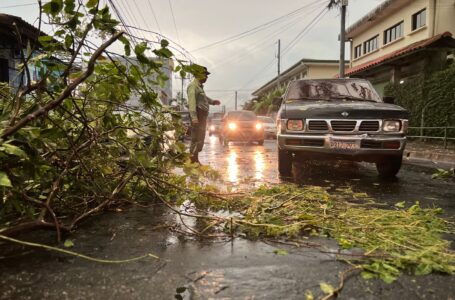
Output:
[
  {"left": 285, "top": 80, "right": 382, "bottom": 102},
  {"left": 227, "top": 111, "right": 257, "bottom": 121},
  {"left": 258, "top": 117, "right": 274, "bottom": 123}
]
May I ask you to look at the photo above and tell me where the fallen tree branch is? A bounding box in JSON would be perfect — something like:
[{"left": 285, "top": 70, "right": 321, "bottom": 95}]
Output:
[
  {"left": 69, "top": 169, "right": 137, "bottom": 228},
  {"left": 0, "top": 221, "right": 70, "bottom": 237},
  {"left": 0, "top": 234, "right": 159, "bottom": 263},
  {"left": 1, "top": 31, "right": 125, "bottom": 140},
  {"left": 320, "top": 266, "right": 361, "bottom": 300},
  {"left": 21, "top": 193, "right": 62, "bottom": 243}
]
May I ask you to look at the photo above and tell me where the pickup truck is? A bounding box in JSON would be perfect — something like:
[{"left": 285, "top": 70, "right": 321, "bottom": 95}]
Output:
[{"left": 275, "top": 79, "right": 409, "bottom": 178}]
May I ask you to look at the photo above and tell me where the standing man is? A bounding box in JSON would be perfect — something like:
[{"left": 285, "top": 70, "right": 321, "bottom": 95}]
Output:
[{"left": 187, "top": 65, "right": 221, "bottom": 164}]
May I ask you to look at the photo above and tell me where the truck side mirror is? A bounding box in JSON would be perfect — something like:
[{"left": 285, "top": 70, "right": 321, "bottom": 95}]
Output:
[
  {"left": 383, "top": 96, "right": 395, "bottom": 104},
  {"left": 272, "top": 97, "right": 283, "bottom": 106}
]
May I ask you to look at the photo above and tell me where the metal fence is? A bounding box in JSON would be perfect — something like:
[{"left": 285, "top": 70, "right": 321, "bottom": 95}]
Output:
[{"left": 408, "top": 126, "right": 455, "bottom": 149}]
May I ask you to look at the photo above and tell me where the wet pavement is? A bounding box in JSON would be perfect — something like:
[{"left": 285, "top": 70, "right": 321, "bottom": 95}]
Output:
[{"left": 1, "top": 136, "right": 455, "bottom": 299}]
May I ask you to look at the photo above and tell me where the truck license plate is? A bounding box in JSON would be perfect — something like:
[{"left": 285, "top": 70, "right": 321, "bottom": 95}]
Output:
[{"left": 330, "top": 140, "right": 359, "bottom": 150}]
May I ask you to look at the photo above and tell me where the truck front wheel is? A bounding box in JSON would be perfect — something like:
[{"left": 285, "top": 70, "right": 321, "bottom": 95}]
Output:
[
  {"left": 376, "top": 156, "right": 402, "bottom": 178},
  {"left": 278, "top": 148, "right": 293, "bottom": 176}
]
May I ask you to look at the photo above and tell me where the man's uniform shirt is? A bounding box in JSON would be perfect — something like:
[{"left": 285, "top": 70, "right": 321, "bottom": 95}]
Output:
[{"left": 187, "top": 78, "right": 216, "bottom": 122}]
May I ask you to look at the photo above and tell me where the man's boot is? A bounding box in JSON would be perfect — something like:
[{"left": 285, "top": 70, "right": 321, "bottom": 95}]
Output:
[{"left": 190, "top": 152, "right": 200, "bottom": 164}]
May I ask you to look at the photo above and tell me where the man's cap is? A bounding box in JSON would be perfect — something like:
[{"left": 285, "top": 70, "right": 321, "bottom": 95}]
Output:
[
  {"left": 202, "top": 67, "right": 211, "bottom": 75},
  {"left": 190, "top": 64, "right": 211, "bottom": 76}
]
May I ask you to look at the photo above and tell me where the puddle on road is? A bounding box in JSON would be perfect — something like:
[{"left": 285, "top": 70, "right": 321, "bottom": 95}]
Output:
[{"left": 201, "top": 136, "right": 280, "bottom": 190}]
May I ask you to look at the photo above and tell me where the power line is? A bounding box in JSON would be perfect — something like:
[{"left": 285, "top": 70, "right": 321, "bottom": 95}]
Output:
[
  {"left": 167, "top": 0, "right": 181, "bottom": 44},
  {"left": 239, "top": 4, "right": 328, "bottom": 91},
  {"left": 115, "top": 0, "right": 147, "bottom": 40},
  {"left": 190, "top": 0, "right": 325, "bottom": 52},
  {"left": 210, "top": 0, "right": 323, "bottom": 71},
  {"left": 282, "top": 6, "right": 329, "bottom": 55},
  {"left": 146, "top": 0, "right": 162, "bottom": 36},
  {"left": 131, "top": 0, "right": 155, "bottom": 42},
  {"left": 107, "top": 0, "right": 140, "bottom": 46},
  {"left": 120, "top": 24, "right": 196, "bottom": 62}
]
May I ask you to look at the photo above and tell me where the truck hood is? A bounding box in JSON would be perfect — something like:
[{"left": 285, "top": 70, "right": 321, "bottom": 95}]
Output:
[{"left": 281, "top": 100, "right": 408, "bottom": 119}]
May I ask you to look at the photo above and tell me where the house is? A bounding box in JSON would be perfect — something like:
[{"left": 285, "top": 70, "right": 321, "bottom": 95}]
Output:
[
  {"left": 344, "top": 0, "right": 455, "bottom": 96},
  {"left": 0, "top": 14, "right": 47, "bottom": 88},
  {"left": 252, "top": 59, "right": 347, "bottom": 98}
]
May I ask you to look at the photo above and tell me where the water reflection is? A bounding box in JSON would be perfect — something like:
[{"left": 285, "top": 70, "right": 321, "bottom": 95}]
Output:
[
  {"left": 227, "top": 150, "right": 238, "bottom": 183},
  {"left": 254, "top": 150, "right": 265, "bottom": 180}
]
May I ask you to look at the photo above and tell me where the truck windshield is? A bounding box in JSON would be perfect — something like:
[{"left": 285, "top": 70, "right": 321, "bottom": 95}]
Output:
[{"left": 286, "top": 80, "right": 382, "bottom": 102}]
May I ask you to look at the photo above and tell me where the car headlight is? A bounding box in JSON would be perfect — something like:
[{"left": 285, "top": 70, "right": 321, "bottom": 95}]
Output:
[
  {"left": 287, "top": 119, "right": 304, "bottom": 131},
  {"left": 255, "top": 123, "right": 262, "bottom": 130},
  {"left": 210, "top": 125, "right": 215, "bottom": 131},
  {"left": 383, "top": 120, "right": 401, "bottom": 132},
  {"left": 228, "top": 122, "right": 237, "bottom": 130}
]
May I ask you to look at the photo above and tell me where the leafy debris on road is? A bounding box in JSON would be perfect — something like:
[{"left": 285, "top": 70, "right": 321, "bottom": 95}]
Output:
[{"left": 222, "top": 184, "right": 455, "bottom": 283}]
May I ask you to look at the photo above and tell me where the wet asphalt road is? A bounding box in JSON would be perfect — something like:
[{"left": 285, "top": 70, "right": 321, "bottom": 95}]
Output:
[{"left": 1, "top": 136, "right": 455, "bottom": 299}]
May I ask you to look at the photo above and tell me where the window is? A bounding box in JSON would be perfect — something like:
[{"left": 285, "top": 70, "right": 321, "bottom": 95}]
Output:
[
  {"left": 354, "top": 44, "right": 362, "bottom": 59},
  {"left": 384, "top": 21, "right": 404, "bottom": 45},
  {"left": 412, "top": 9, "right": 426, "bottom": 31},
  {"left": 363, "top": 35, "right": 379, "bottom": 55}
]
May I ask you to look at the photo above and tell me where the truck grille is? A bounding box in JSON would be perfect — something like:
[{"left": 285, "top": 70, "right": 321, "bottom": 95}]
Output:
[
  {"left": 308, "top": 120, "right": 328, "bottom": 131},
  {"left": 331, "top": 120, "right": 357, "bottom": 131},
  {"left": 359, "top": 120, "right": 380, "bottom": 132}
]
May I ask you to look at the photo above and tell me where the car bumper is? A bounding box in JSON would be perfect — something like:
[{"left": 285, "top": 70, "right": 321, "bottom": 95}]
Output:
[
  {"left": 224, "top": 130, "right": 264, "bottom": 141},
  {"left": 278, "top": 133, "right": 406, "bottom": 156}
]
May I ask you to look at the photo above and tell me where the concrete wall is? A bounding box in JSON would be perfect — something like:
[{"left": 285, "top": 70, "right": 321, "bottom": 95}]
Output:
[
  {"left": 349, "top": 0, "right": 455, "bottom": 68},
  {"left": 307, "top": 64, "right": 340, "bottom": 79},
  {"left": 434, "top": 0, "right": 455, "bottom": 35}
]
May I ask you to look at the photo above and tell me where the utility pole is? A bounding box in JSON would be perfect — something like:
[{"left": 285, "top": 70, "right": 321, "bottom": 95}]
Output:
[
  {"left": 339, "top": 0, "right": 348, "bottom": 78},
  {"left": 235, "top": 91, "right": 238, "bottom": 111},
  {"left": 277, "top": 39, "right": 281, "bottom": 88}
]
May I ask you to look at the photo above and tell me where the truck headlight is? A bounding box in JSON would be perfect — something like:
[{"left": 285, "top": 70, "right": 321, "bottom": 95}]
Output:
[
  {"left": 287, "top": 119, "right": 304, "bottom": 131},
  {"left": 255, "top": 123, "right": 262, "bottom": 130},
  {"left": 228, "top": 122, "right": 237, "bottom": 130},
  {"left": 383, "top": 120, "right": 401, "bottom": 132}
]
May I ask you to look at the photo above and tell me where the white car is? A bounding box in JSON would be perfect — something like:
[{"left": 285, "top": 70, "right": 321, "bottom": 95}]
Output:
[{"left": 258, "top": 116, "right": 277, "bottom": 139}]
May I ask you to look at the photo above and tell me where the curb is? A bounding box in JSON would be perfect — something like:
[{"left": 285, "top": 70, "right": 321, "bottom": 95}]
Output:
[{"left": 404, "top": 150, "right": 455, "bottom": 167}]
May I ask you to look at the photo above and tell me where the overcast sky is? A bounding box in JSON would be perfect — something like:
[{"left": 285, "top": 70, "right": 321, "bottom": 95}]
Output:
[{"left": 1, "top": 0, "right": 385, "bottom": 111}]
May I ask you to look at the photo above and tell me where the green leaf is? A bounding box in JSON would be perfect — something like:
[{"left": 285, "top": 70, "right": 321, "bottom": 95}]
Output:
[
  {"left": 305, "top": 290, "right": 314, "bottom": 300},
  {"left": 42, "top": 0, "right": 63, "bottom": 16},
  {"left": 273, "top": 249, "right": 288, "bottom": 256},
  {"left": 64, "top": 239, "right": 74, "bottom": 248},
  {"left": 0, "top": 172, "right": 12, "bottom": 187},
  {"left": 64, "top": 0, "right": 76, "bottom": 13},
  {"left": 38, "top": 36, "right": 53, "bottom": 44},
  {"left": 160, "top": 39, "right": 169, "bottom": 48},
  {"left": 319, "top": 282, "right": 334, "bottom": 295},
  {"left": 415, "top": 263, "right": 433, "bottom": 276},
  {"left": 64, "top": 34, "right": 74, "bottom": 50},
  {"left": 86, "top": 0, "right": 99, "bottom": 8},
  {"left": 2, "top": 143, "right": 27, "bottom": 158},
  {"left": 153, "top": 48, "right": 173, "bottom": 59},
  {"left": 119, "top": 35, "right": 131, "bottom": 56},
  {"left": 394, "top": 201, "right": 405, "bottom": 208},
  {"left": 134, "top": 42, "right": 147, "bottom": 56}
]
